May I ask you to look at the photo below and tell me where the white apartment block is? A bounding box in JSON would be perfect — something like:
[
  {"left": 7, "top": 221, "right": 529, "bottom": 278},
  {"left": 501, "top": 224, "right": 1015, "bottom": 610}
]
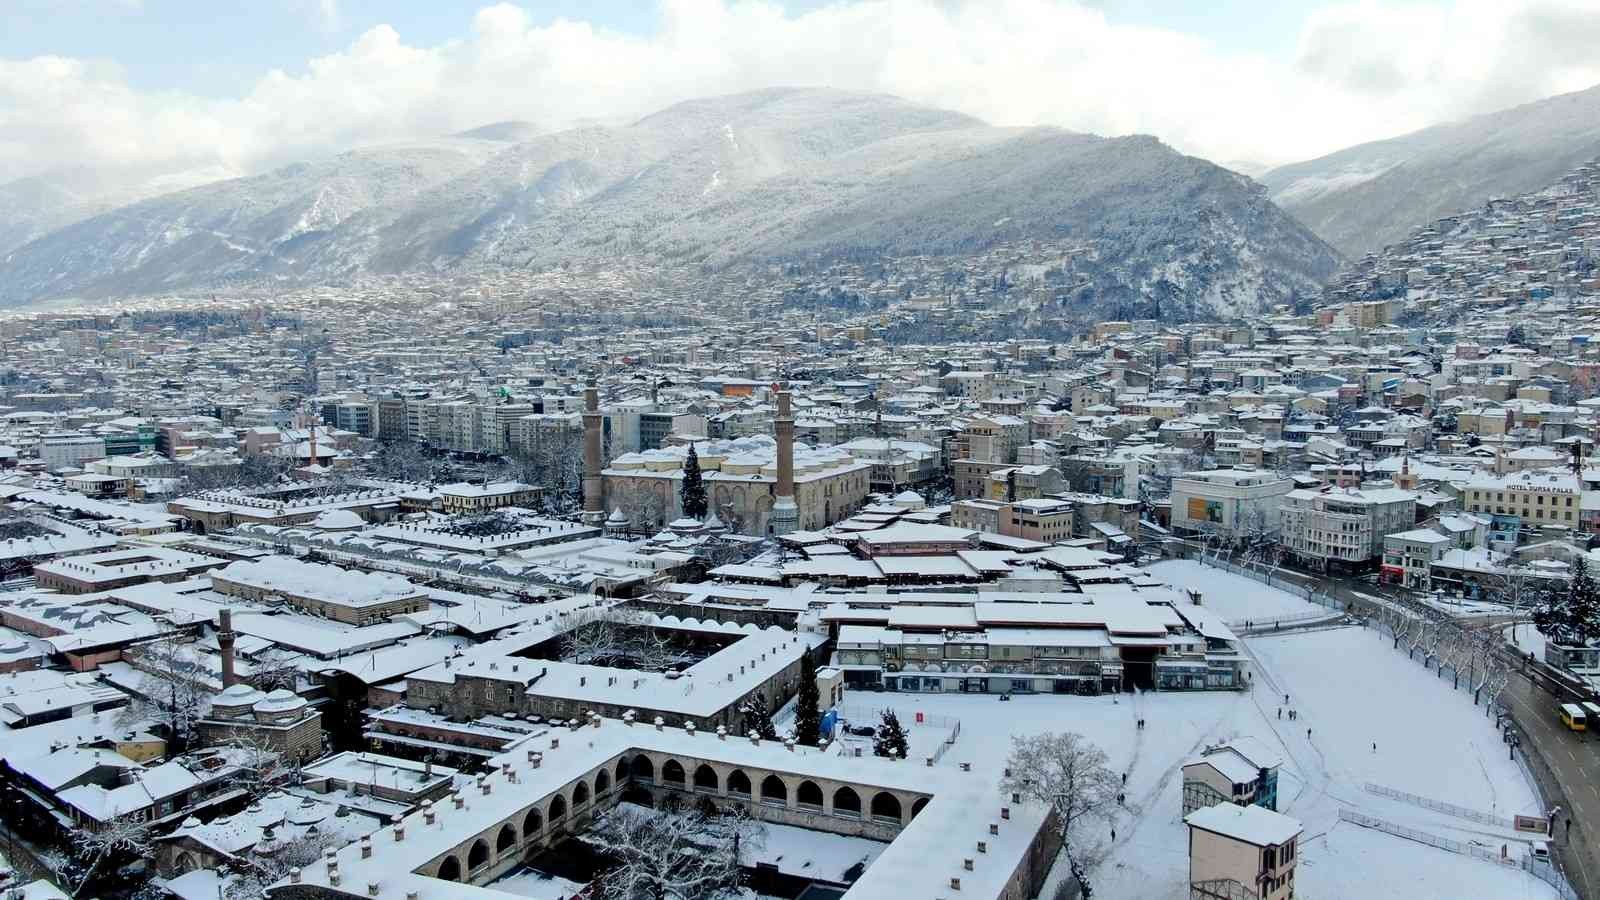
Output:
[
  {"left": 1170, "top": 469, "right": 1294, "bottom": 540},
  {"left": 36, "top": 434, "right": 107, "bottom": 469},
  {"left": 1279, "top": 487, "right": 1417, "bottom": 570}
]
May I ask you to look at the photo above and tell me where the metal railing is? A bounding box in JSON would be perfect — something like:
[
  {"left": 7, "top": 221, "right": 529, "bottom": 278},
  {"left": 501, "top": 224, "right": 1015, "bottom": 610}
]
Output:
[
  {"left": 1224, "top": 610, "right": 1326, "bottom": 630},
  {"left": 1338, "top": 808, "right": 1513, "bottom": 867},
  {"left": 1190, "top": 879, "right": 1258, "bottom": 900},
  {"left": 1195, "top": 555, "right": 1343, "bottom": 614},
  {"left": 1363, "top": 782, "right": 1518, "bottom": 830},
  {"left": 1340, "top": 807, "right": 1577, "bottom": 896}
]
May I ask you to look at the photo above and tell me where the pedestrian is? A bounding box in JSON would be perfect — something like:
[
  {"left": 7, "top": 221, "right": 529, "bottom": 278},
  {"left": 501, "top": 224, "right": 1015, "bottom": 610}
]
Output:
[
  {"left": 1285, "top": 693, "right": 1290, "bottom": 704},
  {"left": 1111, "top": 827, "right": 1117, "bottom": 841},
  {"left": 1372, "top": 741, "right": 1377, "bottom": 753},
  {"left": 1307, "top": 727, "right": 1312, "bottom": 740},
  {"left": 1121, "top": 772, "right": 1127, "bottom": 785},
  {"left": 1277, "top": 708, "right": 1282, "bottom": 720},
  {"left": 1118, "top": 792, "right": 1125, "bottom": 806}
]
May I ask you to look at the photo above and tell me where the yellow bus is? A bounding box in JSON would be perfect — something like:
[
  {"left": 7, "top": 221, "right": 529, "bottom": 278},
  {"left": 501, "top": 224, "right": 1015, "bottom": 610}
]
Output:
[{"left": 1560, "top": 703, "right": 1587, "bottom": 732}]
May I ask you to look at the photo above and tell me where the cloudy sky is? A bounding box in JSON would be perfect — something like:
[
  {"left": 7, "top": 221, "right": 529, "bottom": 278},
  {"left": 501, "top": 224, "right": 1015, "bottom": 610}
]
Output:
[{"left": 4, "top": 0, "right": 1599, "bottom": 184}]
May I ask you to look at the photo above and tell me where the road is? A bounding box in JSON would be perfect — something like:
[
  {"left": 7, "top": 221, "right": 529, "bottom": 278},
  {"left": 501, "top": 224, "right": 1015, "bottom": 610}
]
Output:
[
  {"left": 1501, "top": 664, "right": 1600, "bottom": 900},
  {"left": 1199, "top": 554, "right": 1599, "bottom": 899}
]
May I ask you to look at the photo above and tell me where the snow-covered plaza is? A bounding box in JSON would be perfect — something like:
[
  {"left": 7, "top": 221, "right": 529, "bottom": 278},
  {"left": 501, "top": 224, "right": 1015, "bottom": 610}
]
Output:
[{"left": 841, "top": 607, "right": 1560, "bottom": 899}]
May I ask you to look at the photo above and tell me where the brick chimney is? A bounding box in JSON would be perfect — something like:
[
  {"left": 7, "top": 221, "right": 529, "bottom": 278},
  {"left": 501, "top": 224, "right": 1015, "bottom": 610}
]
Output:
[
  {"left": 582, "top": 377, "right": 605, "bottom": 526},
  {"left": 218, "top": 608, "right": 238, "bottom": 688}
]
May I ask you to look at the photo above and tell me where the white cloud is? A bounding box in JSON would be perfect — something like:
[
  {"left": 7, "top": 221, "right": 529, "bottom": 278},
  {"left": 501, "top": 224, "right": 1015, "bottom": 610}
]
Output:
[{"left": 2, "top": 0, "right": 1599, "bottom": 184}]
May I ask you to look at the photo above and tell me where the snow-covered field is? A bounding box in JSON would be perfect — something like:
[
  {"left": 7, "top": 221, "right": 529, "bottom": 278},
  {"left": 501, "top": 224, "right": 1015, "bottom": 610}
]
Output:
[
  {"left": 837, "top": 623, "right": 1557, "bottom": 900},
  {"left": 1146, "top": 559, "right": 1326, "bottom": 623}
]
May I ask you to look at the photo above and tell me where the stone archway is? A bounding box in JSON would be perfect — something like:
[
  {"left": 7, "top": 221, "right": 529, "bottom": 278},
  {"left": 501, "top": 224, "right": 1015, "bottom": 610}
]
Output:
[
  {"left": 523, "top": 808, "right": 543, "bottom": 838},
  {"left": 496, "top": 823, "right": 517, "bottom": 854},
  {"left": 573, "top": 780, "right": 591, "bottom": 807},
  {"left": 726, "top": 769, "right": 752, "bottom": 798},
  {"left": 661, "top": 759, "right": 687, "bottom": 786},
  {"left": 596, "top": 768, "right": 612, "bottom": 795},
  {"left": 833, "top": 786, "right": 861, "bottom": 818},
  {"left": 760, "top": 774, "right": 787, "bottom": 805},
  {"left": 437, "top": 855, "right": 461, "bottom": 881},
  {"left": 870, "top": 791, "right": 902, "bottom": 823},
  {"left": 630, "top": 755, "right": 655, "bottom": 782},
  {"left": 693, "top": 763, "right": 719, "bottom": 792},
  {"left": 467, "top": 839, "right": 490, "bottom": 871},
  {"left": 797, "top": 780, "right": 824, "bottom": 811}
]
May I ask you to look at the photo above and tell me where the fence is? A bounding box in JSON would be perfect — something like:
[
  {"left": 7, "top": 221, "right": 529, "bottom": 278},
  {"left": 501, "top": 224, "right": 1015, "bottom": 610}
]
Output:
[
  {"left": 835, "top": 705, "right": 962, "bottom": 765},
  {"left": 929, "top": 718, "right": 962, "bottom": 766},
  {"left": 1339, "top": 809, "right": 1579, "bottom": 899},
  {"left": 1194, "top": 556, "right": 1343, "bottom": 614},
  {"left": 1224, "top": 610, "right": 1326, "bottom": 630},
  {"left": 1363, "top": 782, "right": 1518, "bottom": 831}
]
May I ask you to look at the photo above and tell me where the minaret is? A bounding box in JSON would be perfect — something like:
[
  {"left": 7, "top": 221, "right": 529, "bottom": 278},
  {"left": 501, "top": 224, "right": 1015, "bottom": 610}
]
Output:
[
  {"left": 582, "top": 378, "right": 605, "bottom": 526},
  {"left": 770, "top": 383, "right": 799, "bottom": 535},
  {"left": 218, "top": 608, "right": 238, "bottom": 688}
]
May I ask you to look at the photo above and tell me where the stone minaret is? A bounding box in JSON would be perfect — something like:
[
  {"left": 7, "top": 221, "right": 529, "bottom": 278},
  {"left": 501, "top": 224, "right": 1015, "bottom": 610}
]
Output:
[
  {"left": 770, "top": 384, "right": 799, "bottom": 535},
  {"left": 218, "top": 608, "right": 238, "bottom": 688},
  {"left": 582, "top": 378, "right": 605, "bottom": 526}
]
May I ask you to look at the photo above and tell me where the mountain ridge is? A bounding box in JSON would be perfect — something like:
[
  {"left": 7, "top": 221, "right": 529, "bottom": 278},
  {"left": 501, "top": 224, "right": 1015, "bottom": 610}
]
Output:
[
  {"left": 0, "top": 87, "right": 1342, "bottom": 319},
  {"left": 1262, "top": 82, "right": 1600, "bottom": 257}
]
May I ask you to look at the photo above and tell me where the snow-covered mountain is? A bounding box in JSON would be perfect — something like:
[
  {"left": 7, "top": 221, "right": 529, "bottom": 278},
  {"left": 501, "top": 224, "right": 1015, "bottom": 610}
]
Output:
[
  {"left": 0, "top": 163, "right": 240, "bottom": 258},
  {"left": 1261, "top": 82, "right": 1600, "bottom": 258},
  {"left": 0, "top": 88, "right": 1342, "bottom": 317}
]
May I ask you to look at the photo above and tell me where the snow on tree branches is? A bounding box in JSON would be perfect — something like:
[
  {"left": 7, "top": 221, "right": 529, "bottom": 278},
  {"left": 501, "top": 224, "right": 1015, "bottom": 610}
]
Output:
[
  {"left": 583, "top": 803, "right": 765, "bottom": 900},
  {"left": 872, "top": 708, "right": 909, "bottom": 759}
]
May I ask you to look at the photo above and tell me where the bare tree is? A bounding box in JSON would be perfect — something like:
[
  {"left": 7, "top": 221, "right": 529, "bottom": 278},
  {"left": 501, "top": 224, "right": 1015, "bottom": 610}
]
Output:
[
  {"left": 1470, "top": 636, "right": 1505, "bottom": 706},
  {"left": 617, "top": 490, "right": 667, "bottom": 533},
  {"left": 1422, "top": 617, "right": 1446, "bottom": 670},
  {"left": 222, "top": 826, "right": 339, "bottom": 900},
  {"left": 584, "top": 803, "right": 765, "bottom": 900},
  {"left": 55, "top": 812, "right": 152, "bottom": 898},
  {"left": 1437, "top": 627, "right": 1471, "bottom": 688},
  {"left": 366, "top": 441, "right": 441, "bottom": 483},
  {"left": 560, "top": 607, "right": 675, "bottom": 672},
  {"left": 1405, "top": 614, "right": 1430, "bottom": 662},
  {"left": 246, "top": 648, "right": 303, "bottom": 693},
  {"left": 999, "top": 732, "right": 1119, "bottom": 898},
  {"left": 119, "top": 632, "right": 213, "bottom": 754},
  {"left": 1490, "top": 565, "right": 1536, "bottom": 620}
]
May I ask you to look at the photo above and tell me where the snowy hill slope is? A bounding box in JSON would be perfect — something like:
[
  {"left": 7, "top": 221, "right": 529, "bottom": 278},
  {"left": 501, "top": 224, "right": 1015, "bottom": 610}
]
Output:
[
  {"left": 0, "top": 87, "right": 1342, "bottom": 318},
  {"left": 1262, "top": 82, "right": 1600, "bottom": 258}
]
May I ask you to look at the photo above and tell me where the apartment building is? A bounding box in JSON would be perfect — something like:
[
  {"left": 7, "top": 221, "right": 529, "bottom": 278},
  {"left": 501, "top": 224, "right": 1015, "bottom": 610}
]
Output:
[
  {"left": 1459, "top": 469, "right": 1583, "bottom": 533},
  {"left": 36, "top": 434, "right": 106, "bottom": 469},
  {"left": 1279, "top": 487, "right": 1417, "bottom": 571},
  {"left": 1170, "top": 469, "right": 1294, "bottom": 540},
  {"left": 950, "top": 497, "right": 1076, "bottom": 543},
  {"left": 1185, "top": 804, "right": 1302, "bottom": 900}
]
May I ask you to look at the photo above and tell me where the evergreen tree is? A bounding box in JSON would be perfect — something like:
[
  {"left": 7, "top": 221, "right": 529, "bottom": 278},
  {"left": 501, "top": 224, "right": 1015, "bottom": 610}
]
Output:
[
  {"left": 1533, "top": 555, "right": 1600, "bottom": 647},
  {"left": 680, "top": 443, "right": 708, "bottom": 519},
  {"left": 738, "top": 693, "right": 779, "bottom": 741},
  {"left": 873, "top": 709, "right": 910, "bottom": 760},
  {"left": 793, "top": 647, "right": 821, "bottom": 747}
]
